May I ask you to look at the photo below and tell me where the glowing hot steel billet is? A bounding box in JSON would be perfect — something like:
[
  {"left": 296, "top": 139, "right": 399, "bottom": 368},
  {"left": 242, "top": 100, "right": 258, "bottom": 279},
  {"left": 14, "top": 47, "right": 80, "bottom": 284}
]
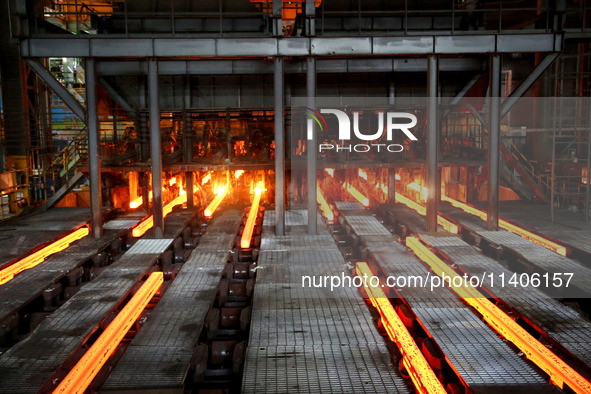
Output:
[
  {"left": 406, "top": 237, "right": 590, "bottom": 394},
  {"left": 441, "top": 196, "right": 567, "bottom": 256},
  {"left": 240, "top": 184, "right": 264, "bottom": 249},
  {"left": 317, "top": 185, "right": 334, "bottom": 222},
  {"left": 132, "top": 193, "right": 186, "bottom": 237},
  {"left": 129, "top": 191, "right": 153, "bottom": 209},
  {"left": 53, "top": 272, "right": 163, "bottom": 394},
  {"left": 356, "top": 262, "right": 446, "bottom": 394},
  {"left": 345, "top": 184, "right": 369, "bottom": 207},
  {"left": 0, "top": 227, "right": 89, "bottom": 285},
  {"left": 204, "top": 186, "right": 228, "bottom": 217},
  {"left": 395, "top": 192, "right": 458, "bottom": 234}
]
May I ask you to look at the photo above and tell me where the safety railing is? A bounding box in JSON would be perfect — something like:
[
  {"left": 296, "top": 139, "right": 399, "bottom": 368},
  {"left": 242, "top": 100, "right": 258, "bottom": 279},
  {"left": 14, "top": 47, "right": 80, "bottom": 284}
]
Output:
[
  {"left": 502, "top": 136, "right": 552, "bottom": 196},
  {"left": 25, "top": 0, "right": 568, "bottom": 37}
]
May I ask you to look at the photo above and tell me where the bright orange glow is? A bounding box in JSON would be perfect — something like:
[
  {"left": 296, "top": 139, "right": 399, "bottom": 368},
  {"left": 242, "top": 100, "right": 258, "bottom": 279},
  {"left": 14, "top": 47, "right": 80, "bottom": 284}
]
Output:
[
  {"left": 53, "top": 272, "right": 163, "bottom": 394},
  {"left": 406, "top": 237, "right": 590, "bottom": 393},
  {"left": 129, "top": 191, "right": 153, "bottom": 209},
  {"left": 395, "top": 193, "right": 458, "bottom": 234},
  {"left": 395, "top": 173, "right": 401, "bottom": 181},
  {"left": 240, "top": 183, "right": 264, "bottom": 249},
  {"left": 407, "top": 182, "right": 427, "bottom": 202},
  {"left": 325, "top": 168, "right": 334, "bottom": 177},
  {"left": 345, "top": 184, "right": 369, "bottom": 207},
  {"left": 201, "top": 172, "right": 212, "bottom": 185},
  {"left": 169, "top": 177, "right": 177, "bottom": 186},
  {"left": 234, "top": 170, "right": 245, "bottom": 180},
  {"left": 356, "top": 262, "right": 446, "bottom": 394},
  {"left": 359, "top": 169, "right": 367, "bottom": 180},
  {"left": 317, "top": 185, "right": 334, "bottom": 222},
  {"left": 0, "top": 227, "right": 89, "bottom": 285},
  {"left": 132, "top": 193, "right": 186, "bottom": 237},
  {"left": 204, "top": 186, "right": 228, "bottom": 217},
  {"left": 441, "top": 196, "right": 567, "bottom": 256}
]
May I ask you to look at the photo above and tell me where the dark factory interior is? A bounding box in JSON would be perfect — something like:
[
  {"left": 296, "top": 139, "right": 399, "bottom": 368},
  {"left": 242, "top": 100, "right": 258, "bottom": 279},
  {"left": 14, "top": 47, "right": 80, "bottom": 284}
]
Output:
[{"left": 1, "top": 1, "right": 591, "bottom": 393}]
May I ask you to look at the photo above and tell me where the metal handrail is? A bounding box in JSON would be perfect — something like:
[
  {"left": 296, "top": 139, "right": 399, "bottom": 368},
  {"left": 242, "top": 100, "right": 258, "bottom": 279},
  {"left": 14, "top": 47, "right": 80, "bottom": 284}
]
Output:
[
  {"left": 503, "top": 136, "right": 552, "bottom": 194},
  {"left": 30, "top": 0, "right": 564, "bottom": 36}
]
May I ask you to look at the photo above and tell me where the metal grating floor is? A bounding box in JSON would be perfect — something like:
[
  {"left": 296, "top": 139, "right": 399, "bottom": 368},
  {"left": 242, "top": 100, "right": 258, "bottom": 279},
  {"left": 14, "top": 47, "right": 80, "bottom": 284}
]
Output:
[
  {"left": 243, "top": 210, "right": 409, "bottom": 393},
  {"left": 334, "top": 201, "right": 365, "bottom": 211},
  {"left": 0, "top": 212, "right": 186, "bottom": 394},
  {"left": 0, "top": 208, "right": 92, "bottom": 267},
  {"left": 0, "top": 212, "right": 143, "bottom": 333},
  {"left": 343, "top": 215, "right": 392, "bottom": 236},
  {"left": 341, "top": 207, "right": 548, "bottom": 389},
  {"left": 243, "top": 345, "right": 409, "bottom": 393},
  {"left": 103, "top": 210, "right": 242, "bottom": 391},
  {"left": 420, "top": 233, "right": 591, "bottom": 366}
]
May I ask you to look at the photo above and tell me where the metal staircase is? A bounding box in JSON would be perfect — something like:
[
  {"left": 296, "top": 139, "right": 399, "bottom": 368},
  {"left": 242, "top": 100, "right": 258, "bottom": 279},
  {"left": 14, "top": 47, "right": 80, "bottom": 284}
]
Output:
[{"left": 500, "top": 138, "right": 551, "bottom": 202}]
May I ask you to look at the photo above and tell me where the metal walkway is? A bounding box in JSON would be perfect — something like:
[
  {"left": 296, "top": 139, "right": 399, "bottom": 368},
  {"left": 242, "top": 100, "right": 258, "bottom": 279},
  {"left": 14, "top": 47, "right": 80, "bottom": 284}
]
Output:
[
  {"left": 420, "top": 232, "right": 591, "bottom": 367},
  {"left": 0, "top": 207, "right": 92, "bottom": 267},
  {"left": 102, "top": 210, "right": 242, "bottom": 392},
  {"left": 242, "top": 210, "right": 409, "bottom": 393},
  {"left": 0, "top": 213, "right": 143, "bottom": 330},
  {"left": 439, "top": 202, "right": 591, "bottom": 297},
  {"left": 0, "top": 212, "right": 191, "bottom": 393},
  {"left": 337, "top": 204, "right": 550, "bottom": 392}
]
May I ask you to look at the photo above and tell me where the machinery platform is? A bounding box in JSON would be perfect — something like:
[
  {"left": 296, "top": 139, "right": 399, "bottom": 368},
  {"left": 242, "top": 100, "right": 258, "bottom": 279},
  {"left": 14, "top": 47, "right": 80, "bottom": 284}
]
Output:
[
  {"left": 337, "top": 205, "right": 551, "bottom": 392},
  {"left": 102, "top": 210, "right": 242, "bottom": 392},
  {"left": 0, "top": 208, "right": 92, "bottom": 267},
  {"left": 0, "top": 211, "right": 192, "bottom": 393},
  {"left": 420, "top": 232, "right": 591, "bottom": 367},
  {"left": 438, "top": 202, "right": 591, "bottom": 298},
  {"left": 0, "top": 212, "right": 143, "bottom": 340},
  {"left": 242, "top": 210, "right": 410, "bottom": 393}
]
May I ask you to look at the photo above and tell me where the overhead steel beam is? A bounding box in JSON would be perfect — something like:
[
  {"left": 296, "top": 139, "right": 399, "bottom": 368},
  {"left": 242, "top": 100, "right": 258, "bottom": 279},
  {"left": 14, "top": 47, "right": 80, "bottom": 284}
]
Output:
[
  {"left": 25, "top": 58, "right": 86, "bottom": 121},
  {"left": 426, "top": 55, "right": 439, "bottom": 232},
  {"left": 306, "top": 57, "right": 317, "bottom": 235},
  {"left": 274, "top": 57, "right": 285, "bottom": 236},
  {"left": 500, "top": 53, "right": 560, "bottom": 118},
  {"left": 95, "top": 58, "right": 484, "bottom": 76},
  {"left": 148, "top": 58, "right": 164, "bottom": 238},
  {"left": 21, "top": 33, "right": 562, "bottom": 58},
  {"left": 86, "top": 58, "right": 103, "bottom": 238},
  {"left": 98, "top": 77, "right": 136, "bottom": 116},
  {"left": 488, "top": 54, "right": 502, "bottom": 231}
]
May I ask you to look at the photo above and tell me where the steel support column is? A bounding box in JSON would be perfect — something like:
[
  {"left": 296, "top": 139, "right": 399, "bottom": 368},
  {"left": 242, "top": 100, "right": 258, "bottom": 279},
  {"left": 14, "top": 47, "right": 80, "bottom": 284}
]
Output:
[
  {"left": 185, "top": 111, "right": 194, "bottom": 210},
  {"left": 274, "top": 57, "right": 285, "bottom": 236},
  {"left": 487, "top": 54, "right": 502, "bottom": 231},
  {"left": 148, "top": 58, "right": 164, "bottom": 238},
  {"left": 184, "top": 76, "right": 194, "bottom": 209},
  {"left": 306, "top": 57, "right": 317, "bottom": 235},
  {"left": 426, "top": 55, "right": 439, "bottom": 232},
  {"left": 86, "top": 58, "right": 103, "bottom": 238},
  {"left": 388, "top": 168, "right": 396, "bottom": 204}
]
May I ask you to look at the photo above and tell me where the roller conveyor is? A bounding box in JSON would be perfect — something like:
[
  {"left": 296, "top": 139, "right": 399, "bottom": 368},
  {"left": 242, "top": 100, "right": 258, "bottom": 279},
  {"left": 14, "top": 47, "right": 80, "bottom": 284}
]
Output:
[
  {"left": 419, "top": 233, "right": 591, "bottom": 367},
  {"left": 101, "top": 210, "right": 242, "bottom": 391},
  {"left": 0, "top": 208, "right": 93, "bottom": 267},
  {"left": 438, "top": 203, "right": 591, "bottom": 297},
  {"left": 0, "top": 214, "right": 143, "bottom": 330},
  {"left": 337, "top": 205, "right": 551, "bottom": 392},
  {"left": 242, "top": 210, "right": 410, "bottom": 393},
  {"left": 0, "top": 212, "right": 192, "bottom": 393}
]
